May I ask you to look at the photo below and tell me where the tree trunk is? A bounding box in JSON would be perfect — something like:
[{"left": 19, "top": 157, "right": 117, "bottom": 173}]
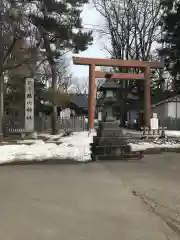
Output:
[
  {"left": 42, "top": 33, "right": 58, "bottom": 134},
  {"left": 41, "top": 30, "right": 57, "bottom": 135},
  {"left": 42, "top": 4, "right": 57, "bottom": 135},
  {"left": 51, "top": 63, "right": 57, "bottom": 135},
  {"left": 0, "top": 75, "right": 4, "bottom": 142},
  {"left": 0, "top": 0, "right": 4, "bottom": 142}
]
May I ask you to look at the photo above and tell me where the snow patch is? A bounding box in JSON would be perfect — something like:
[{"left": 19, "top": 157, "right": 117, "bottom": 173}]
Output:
[
  {"left": 0, "top": 132, "right": 94, "bottom": 164},
  {"left": 38, "top": 132, "right": 65, "bottom": 141},
  {"left": 165, "top": 130, "right": 180, "bottom": 138},
  {"left": 17, "top": 139, "right": 45, "bottom": 145},
  {"left": 130, "top": 142, "right": 180, "bottom": 151},
  {"left": 0, "top": 131, "right": 180, "bottom": 165}
]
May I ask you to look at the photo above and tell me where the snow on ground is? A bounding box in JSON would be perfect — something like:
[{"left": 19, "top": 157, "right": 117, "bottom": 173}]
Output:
[
  {"left": 0, "top": 131, "right": 180, "bottom": 165},
  {"left": 122, "top": 128, "right": 180, "bottom": 138},
  {"left": 0, "top": 132, "right": 94, "bottom": 164},
  {"left": 165, "top": 130, "right": 180, "bottom": 137},
  {"left": 38, "top": 132, "right": 65, "bottom": 141},
  {"left": 17, "top": 139, "right": 45, "bottom": 145},
  {"left": 130, "top": 141, "right": 180, "bottom": 151}
]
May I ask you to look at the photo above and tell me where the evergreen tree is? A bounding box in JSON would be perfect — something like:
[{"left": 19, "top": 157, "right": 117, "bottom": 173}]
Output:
[
  {"left": 159, "top": 0, "right": 180, "bottom": 91},
  {"left": 3, "top": 0, "right": 93, "bottom": 134},
  {"left": 26, "top": 0, "right": 93, "bottom": 133},
  {"left": 4, "top": 73, "right": 47, "bottom": 117}
]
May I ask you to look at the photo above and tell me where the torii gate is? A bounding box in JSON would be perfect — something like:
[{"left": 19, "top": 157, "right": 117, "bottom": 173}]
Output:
[{"left": 73, "top": 57, "right": 164, "bottom": 130}]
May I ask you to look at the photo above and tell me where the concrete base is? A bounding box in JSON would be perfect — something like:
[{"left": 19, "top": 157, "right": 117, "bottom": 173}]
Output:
[{"left": 91, "top": 121, "right": 142, "bottom": 161}]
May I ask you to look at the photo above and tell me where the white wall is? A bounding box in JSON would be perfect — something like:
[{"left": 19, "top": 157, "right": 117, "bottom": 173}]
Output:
[
  {"left": 60, "top": 108, "right": 71, "bottom": 118},
  {"left": 168, "top": 102, "right": 180, "bottom": 118},
  {"left": 152, "top": 103, "right": 167, "bottom": 121}
]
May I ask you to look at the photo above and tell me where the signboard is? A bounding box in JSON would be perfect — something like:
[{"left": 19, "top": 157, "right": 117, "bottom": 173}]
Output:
[
  {"left": 98, "top": 111, "right": 102, "bottom": 121},
  {"left": 150, "top": 112, "right": 158, "bottom": 130},
  {"left": 25, "top": 78, "right": 34, "bottom": 132}
]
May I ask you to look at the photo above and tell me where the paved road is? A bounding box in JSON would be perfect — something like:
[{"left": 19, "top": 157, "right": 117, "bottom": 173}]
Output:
[
  {"left": 0, "top": 157, "right": 179, "bottom": 240},
  {"left": 102, "top": 153, "right": 180, "bottom": 236}
]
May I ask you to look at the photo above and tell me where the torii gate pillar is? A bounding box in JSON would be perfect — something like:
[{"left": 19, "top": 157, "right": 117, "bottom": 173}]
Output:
[
  {"left": 144, "top": 67, "right": 151, "bottom": 127},
  {"left": 89, "top": 64, "right": 96, "bottom": 130}
]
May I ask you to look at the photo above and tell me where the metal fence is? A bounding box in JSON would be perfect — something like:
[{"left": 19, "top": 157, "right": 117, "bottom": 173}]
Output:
[
  {"left": 4, "top": 115, "right": 180, "bottom": 134},
  {"left": 3, "top": 116, "right": 88, "bottom": 134},
  {"left": 126, "top": 117, "right": 180, "bottom": 130},
  {"left": 159, "top": 117, "right": 180, "bottom": 130}
]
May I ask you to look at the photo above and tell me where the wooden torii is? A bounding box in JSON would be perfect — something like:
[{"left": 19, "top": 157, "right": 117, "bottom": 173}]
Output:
[{"left": 73, "top": 57, "right": 164, "bottom": 130}]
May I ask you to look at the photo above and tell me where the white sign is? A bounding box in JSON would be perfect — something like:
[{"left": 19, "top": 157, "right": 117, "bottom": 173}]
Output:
[
  {"left": 60, "top": 108, "right": 71, "bottom": 118},
  {"left": 150, "top": 113, "right": 159, "bottom": 130},
  {"left": 98, "top": 111, "right": 102, "bottom": 121},
  {"left": 25, "top": 78, "right": 34, "bottom": 132}
]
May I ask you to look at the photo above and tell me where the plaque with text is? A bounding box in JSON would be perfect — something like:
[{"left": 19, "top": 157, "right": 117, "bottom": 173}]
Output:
[{"left": 25, "top": 78, "right": 34, "bottom": 132}]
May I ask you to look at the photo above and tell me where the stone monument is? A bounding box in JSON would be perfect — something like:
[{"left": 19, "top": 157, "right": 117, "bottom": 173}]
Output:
[{"left": 90, "top": 77, "right": 142, "bottom": 161}]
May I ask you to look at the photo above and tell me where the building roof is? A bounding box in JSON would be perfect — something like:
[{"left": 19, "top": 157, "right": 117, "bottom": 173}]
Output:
[
  {"left": 151, "top": 94, "right": 180, "bottom": 107},
  {"left": 99, "top": 78, "right": 122, "bottom": 90},
  {"left": 70, "top": 94, "right": 88, "bottom": 110}
]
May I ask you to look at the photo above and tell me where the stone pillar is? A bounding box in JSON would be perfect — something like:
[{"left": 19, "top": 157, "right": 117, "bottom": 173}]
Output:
[
  {"left": 88, "top": 64, "right": 96, "bottom": 131},
  {"left": 25, "top": 78, "right": 34, "bottom": 133},
  {"left": 144, "top": 67, "right": 151, "bottom": 127}
]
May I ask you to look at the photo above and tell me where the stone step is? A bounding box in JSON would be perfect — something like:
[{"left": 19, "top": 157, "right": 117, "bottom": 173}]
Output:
[{"left": 91, "top": 145, "right": 132, "bottom": 156}]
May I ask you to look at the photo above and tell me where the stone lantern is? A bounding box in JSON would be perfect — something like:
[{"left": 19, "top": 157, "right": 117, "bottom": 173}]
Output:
[
  {"left": 90, "top": 76, "right": 142, "bottom": 161},
  {"left": 98, "top": 77, "right": 120, "bottom": 122}
]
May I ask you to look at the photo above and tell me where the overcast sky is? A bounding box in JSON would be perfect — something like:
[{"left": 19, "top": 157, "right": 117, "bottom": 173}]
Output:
[
  {"left": 69, "top": 3, "right": 111, "bottom": 78},
  {"left": 68, "top": 2, "right": 161, "bottom": 79}
]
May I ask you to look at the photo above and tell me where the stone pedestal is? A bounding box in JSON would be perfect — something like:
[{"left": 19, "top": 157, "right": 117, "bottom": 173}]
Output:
[
  {"left": 92, "top": 77, "right": 143, "bottom": 161},
  {"left": 90, "top": 121, "right": 142, "bottom": 161}
]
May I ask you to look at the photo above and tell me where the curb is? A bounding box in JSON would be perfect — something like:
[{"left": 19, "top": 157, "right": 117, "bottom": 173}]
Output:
[
  {"left": 0, "top": 158, "right": 90, "bottom": 166},
  {"left": 143, "top": 147, "right": 180, "bottom": 154}
]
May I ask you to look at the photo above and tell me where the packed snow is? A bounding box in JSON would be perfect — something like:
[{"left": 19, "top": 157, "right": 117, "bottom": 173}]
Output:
[
  {"left": 0, "top": 131, "right": 180, "bottom": 164},
  {"left": 165, "top": 130, "right": 180, "bottom": 138},
  {"left": 0, "top": 132, "right": 94, "bottom": 164},
  {"left": 130, "top": 141, "right": 180, "bottom": 151}
]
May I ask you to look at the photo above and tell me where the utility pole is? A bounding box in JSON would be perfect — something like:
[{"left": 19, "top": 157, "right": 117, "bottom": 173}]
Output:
[{"left": 0, "top": 0, "right": 4, "bottom": 143}]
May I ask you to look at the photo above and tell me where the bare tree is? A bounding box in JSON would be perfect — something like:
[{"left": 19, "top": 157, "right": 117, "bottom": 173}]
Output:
[
  {"left": 72, "top": 77, "right": 89, "bottom": 94},
  {"left": 36, "top": 56, "right": 73, "bottom": 92},
  {"left": 56, "top": 58, "right": 73, "bottom": 92},
  {"left": 92, "top": 0, "right": 163, "bottom": 124},
  {"left": 93, "top": 0, "right": 166, "bottom": 91},
  {"left": 93, "top": 0, "right": 161, "bottom": 61},
  {"left": 72, "top": 76, "right": 105, "bottom": 95}
]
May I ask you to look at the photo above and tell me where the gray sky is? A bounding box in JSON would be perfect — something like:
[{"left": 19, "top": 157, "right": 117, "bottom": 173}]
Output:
[{"left": 69, "top": 3, "right": 111, "bottom": 78}]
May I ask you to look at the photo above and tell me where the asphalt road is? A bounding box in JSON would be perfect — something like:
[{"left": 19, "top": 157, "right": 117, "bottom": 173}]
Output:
[
  {"left": 0, "top": 154, "right": 180, "bottom": 240},
  {"left": 102, "top": 153, "right": 180, "bottom": 235}
]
